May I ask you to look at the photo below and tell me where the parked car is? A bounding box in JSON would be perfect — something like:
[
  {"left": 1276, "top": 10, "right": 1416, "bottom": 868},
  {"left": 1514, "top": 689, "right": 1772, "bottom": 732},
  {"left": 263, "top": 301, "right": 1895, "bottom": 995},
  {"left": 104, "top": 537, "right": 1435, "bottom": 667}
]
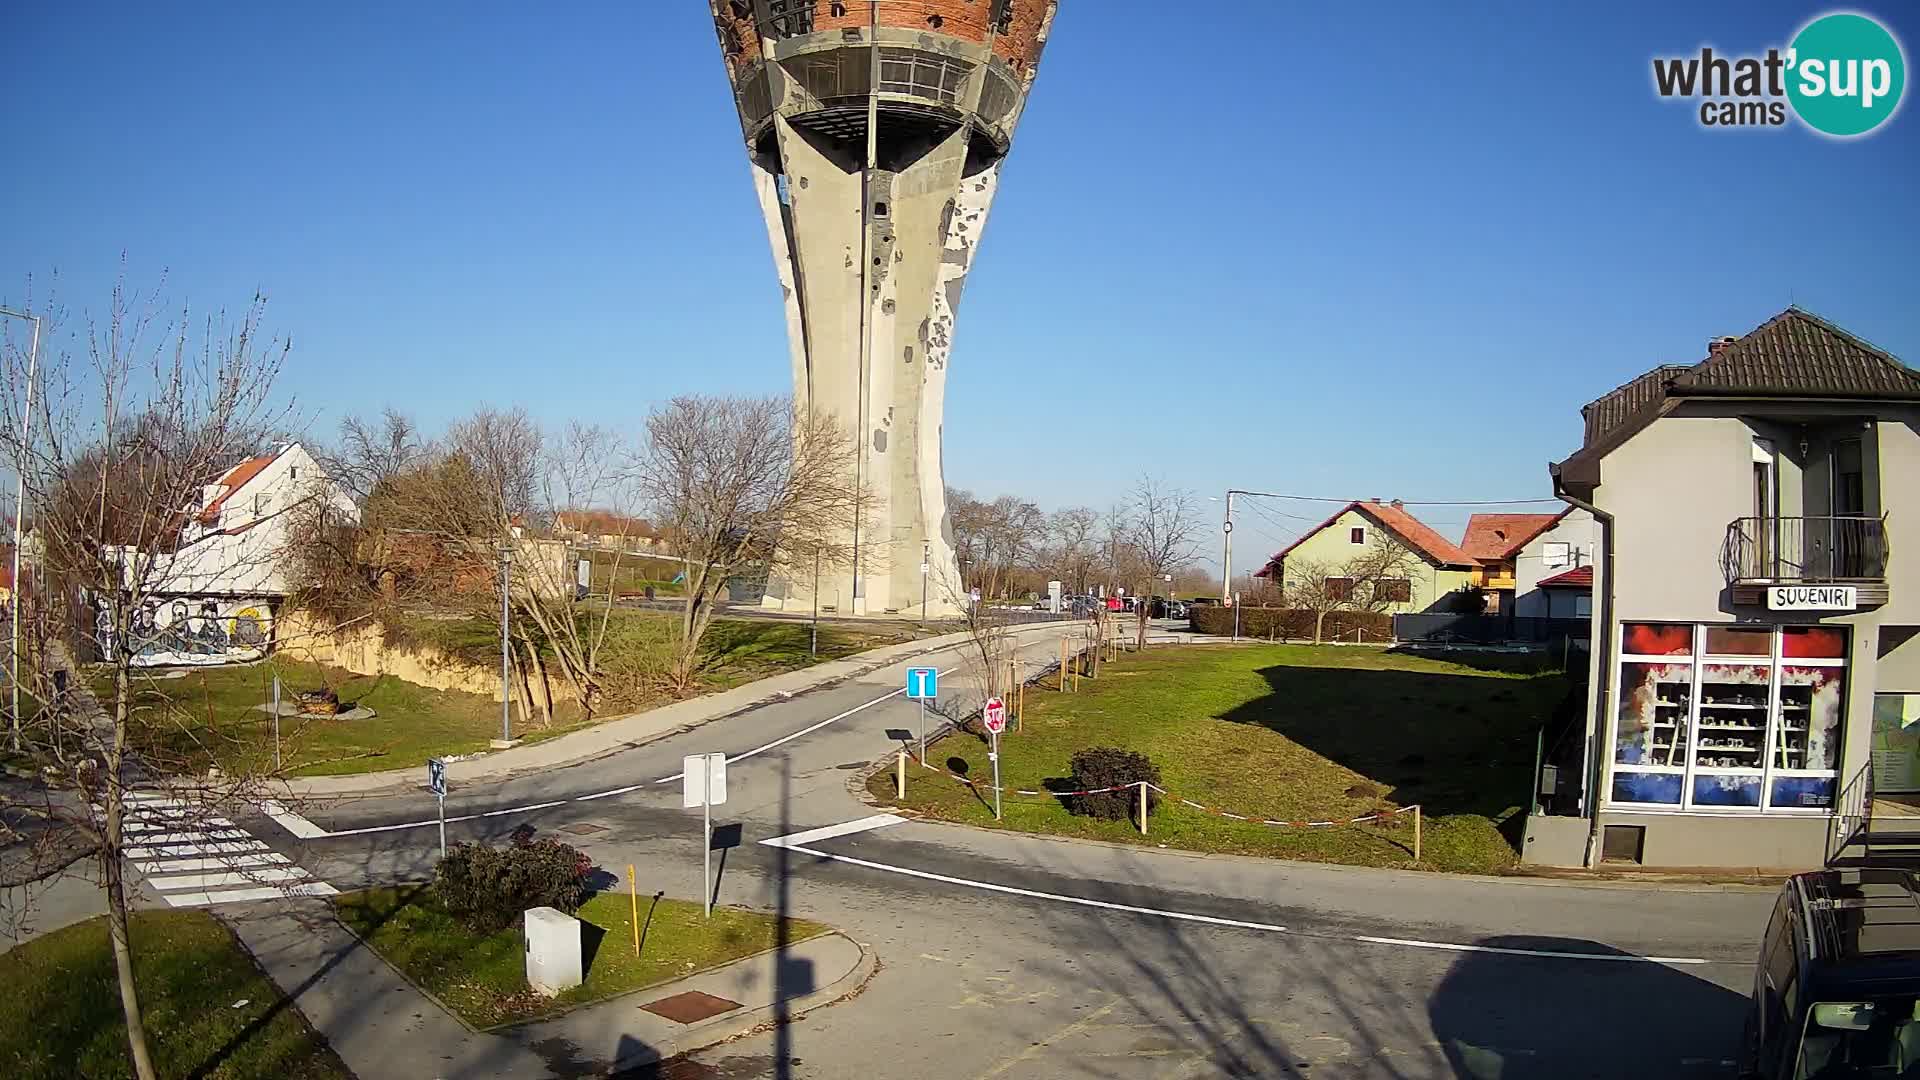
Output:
[{"left": 1740, "top": 867, "right": 1920, "bottom": 1077}]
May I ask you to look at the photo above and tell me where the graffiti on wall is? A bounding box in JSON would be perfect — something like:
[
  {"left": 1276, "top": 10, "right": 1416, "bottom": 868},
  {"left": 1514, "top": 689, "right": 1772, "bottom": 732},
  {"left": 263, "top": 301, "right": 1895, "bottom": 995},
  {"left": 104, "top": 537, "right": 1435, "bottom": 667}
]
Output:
[{"left": 99, "top": 597, "right": 273, "bottom": 667}]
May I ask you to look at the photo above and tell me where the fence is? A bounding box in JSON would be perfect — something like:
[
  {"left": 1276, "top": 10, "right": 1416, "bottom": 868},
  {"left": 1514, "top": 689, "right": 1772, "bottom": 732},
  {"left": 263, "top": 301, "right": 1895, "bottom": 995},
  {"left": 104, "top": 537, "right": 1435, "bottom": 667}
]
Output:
[
  {"left": 1187, "top": 606, "right": 1393, "bottom": 642},
  {"left": 1391, "top": 613, "right": 1589, "bottom": 647}
]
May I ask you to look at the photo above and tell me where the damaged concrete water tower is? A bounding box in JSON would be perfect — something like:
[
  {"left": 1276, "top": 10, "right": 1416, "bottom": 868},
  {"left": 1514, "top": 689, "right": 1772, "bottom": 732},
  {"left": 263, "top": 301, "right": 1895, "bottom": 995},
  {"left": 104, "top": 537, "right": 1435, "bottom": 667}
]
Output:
[{"left": 709, "top": 1, "right": 1059, "bottom": 617}]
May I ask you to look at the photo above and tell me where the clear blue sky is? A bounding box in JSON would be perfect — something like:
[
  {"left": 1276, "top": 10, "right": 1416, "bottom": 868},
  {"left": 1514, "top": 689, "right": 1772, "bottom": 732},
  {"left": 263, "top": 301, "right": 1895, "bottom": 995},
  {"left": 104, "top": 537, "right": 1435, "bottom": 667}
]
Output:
[{"left": 4, "top": 2, "right": 1916, "bottom": 572}]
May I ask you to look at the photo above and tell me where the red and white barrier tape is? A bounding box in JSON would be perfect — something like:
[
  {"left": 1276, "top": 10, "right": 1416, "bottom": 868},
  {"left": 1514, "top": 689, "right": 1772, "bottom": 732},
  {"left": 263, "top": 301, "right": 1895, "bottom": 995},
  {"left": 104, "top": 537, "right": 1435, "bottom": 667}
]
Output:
[{"left": 901, "top": 755, "right": 1415, "bottom": 827}]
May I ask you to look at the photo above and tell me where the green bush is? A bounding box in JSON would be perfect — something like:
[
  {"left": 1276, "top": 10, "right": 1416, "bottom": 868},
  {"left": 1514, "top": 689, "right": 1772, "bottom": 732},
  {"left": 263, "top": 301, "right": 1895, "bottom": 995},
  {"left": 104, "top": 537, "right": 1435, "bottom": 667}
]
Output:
[
  {"left": 1066, "top": 747, "right": 1161, "bottom": 821},
  {"left": 432, "top": 834, "right": 591, "bottom": 934},
  {"left": 1187, "top": 605, "right": 1393, "bottom": 642}
]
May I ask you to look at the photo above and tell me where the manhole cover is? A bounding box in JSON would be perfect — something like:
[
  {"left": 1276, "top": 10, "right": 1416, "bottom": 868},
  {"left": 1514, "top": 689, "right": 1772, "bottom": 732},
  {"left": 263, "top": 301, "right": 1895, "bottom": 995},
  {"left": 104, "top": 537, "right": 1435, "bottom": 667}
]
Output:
[
  {"left": 559, "top": 822, "right": 608, "bottom": 836},
  {"left": 641, "top": 990, "right": 742, "bottom": 1024}
]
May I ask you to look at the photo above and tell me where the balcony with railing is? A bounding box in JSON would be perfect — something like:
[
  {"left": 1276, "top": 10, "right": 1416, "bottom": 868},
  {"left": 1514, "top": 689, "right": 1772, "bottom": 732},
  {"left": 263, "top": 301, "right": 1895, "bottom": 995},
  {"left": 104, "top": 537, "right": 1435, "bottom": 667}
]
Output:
[{"left": 1721, "top": 515, "right": 1890, "bottom": 606}]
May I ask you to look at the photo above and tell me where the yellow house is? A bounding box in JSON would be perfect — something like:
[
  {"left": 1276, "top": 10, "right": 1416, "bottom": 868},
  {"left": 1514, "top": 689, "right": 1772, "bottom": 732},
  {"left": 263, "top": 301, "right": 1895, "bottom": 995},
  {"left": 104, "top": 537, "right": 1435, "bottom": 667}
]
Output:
[{"left": 1256, "top": 499, "right": 1479, "bottom": 614}]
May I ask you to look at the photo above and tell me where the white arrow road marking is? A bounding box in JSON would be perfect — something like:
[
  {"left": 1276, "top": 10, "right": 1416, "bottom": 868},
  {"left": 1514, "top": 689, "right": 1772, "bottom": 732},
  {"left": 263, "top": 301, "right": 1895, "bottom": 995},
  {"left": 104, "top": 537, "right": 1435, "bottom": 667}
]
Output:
[{"left": 768, "top": 830, "right": 1721, "bottom": 967}]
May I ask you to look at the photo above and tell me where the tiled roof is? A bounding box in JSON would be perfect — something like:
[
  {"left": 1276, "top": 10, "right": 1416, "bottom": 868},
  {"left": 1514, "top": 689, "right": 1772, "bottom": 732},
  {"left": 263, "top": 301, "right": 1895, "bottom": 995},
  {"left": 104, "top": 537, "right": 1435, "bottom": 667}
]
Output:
[
  {"left": 1582, "top": 364, "right": 1693, "bottom": 447},
  {"left": 1671, "top": 308, "right": 1920, "bottom": 398},
  {"left": 1260, "top": 500, "right": 1477, "bottom": 573},
  {"left": 1538, "top": 566, "right": 1593, "bottom": 589},
  {"left": 197, "top": 451, "right": 279, "bottom": 524},
  {"left": 1459, "top": 513, "right": 1561, "bottom": 562}
]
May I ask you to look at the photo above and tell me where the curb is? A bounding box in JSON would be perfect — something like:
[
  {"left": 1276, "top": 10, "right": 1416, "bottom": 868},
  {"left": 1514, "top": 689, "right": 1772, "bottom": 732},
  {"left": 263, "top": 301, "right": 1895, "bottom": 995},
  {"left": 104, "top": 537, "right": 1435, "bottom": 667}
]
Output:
[
  {"left": 606, "top": 932, "right": 880, "bottom": 1073},
  {"left": 276, "top": 621, "right": 1074, "bottom": 798}
]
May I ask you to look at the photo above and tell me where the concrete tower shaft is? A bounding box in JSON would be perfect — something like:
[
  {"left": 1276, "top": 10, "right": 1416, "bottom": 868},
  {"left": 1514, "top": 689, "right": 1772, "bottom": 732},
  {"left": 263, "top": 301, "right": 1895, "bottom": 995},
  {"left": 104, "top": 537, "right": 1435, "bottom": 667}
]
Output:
[{"left": 708, "top": 1, "right": 1059, "bottom": 616}]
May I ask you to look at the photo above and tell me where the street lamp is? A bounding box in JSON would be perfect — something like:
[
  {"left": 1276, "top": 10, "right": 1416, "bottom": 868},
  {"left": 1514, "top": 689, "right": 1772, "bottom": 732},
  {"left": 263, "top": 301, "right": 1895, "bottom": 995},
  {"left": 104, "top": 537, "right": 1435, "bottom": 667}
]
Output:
[{"left": 2, "top": 306, "right": 43, "bottom": 751}]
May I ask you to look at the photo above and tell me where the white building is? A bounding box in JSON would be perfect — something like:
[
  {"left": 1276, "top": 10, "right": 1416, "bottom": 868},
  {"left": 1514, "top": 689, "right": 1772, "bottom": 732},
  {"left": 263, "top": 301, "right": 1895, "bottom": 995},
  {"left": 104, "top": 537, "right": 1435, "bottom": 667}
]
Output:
[
  {"left": 1511, "top": 508, "right": 1599, "bottom": 621},
  {"left": 108, "top": 443, "right": 356, "bottom": 666}
]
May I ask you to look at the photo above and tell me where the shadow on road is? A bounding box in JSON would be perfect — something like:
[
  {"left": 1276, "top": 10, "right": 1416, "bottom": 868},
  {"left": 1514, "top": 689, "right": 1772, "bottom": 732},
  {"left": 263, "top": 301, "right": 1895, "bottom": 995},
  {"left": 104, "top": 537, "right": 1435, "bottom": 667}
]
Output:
[{"left": 1428, "top": 936, "right": 1748, "bottom": 1078}]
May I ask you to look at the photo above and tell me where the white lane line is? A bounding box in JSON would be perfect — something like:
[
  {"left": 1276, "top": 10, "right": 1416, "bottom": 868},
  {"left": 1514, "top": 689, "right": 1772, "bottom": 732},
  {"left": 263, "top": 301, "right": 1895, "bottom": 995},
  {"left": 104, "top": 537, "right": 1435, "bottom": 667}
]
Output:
[
  {"left": 319, "top": 799, "right": 570, "bottom": 839},
  {"left": 573, "top": 784, "right": 646, "bottom": 803},
  {"left": 120, "top": 830, "right": 252, "bottom": 846},
  {"left": 261, "top": 800, "right": 329, "bottom": 839},
  {"left": 761, "top": 813, "right": 908, "bottom": 849},
  {"left": 135, "top": 853, "right": 292, "bottom": 874},
  {"left": 648, "top": 666, "right": 958, "bottom": 785},
  {"left": 147, "top": 867, "right": 312, "bottom": 889},
  {"left": 772, "top": 840, "right": 1718, "bottom": 967},
  {"left": 160, "top": 882, "right": 338, "bottom": 908}
]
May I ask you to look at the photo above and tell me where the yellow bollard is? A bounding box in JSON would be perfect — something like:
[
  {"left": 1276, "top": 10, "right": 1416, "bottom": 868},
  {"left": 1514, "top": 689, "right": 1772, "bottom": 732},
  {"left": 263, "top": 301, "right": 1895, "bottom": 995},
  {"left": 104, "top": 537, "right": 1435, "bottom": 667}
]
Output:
[
  {"left": 628, "top": 865, "right": 641, "bottom": 957},
  {"left": 1413, "top": 806, "right": 1423, "bottom": 864},
  {"left": 897, "top": 749, "right": 907, "bottom": 799}
]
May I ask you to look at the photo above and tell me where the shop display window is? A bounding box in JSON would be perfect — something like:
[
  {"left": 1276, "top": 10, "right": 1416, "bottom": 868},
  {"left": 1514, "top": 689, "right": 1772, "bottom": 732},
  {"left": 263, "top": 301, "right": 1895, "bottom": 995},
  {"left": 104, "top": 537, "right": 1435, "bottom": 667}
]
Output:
[{"left": 1609, "top": 624, "right": 1847, "bottom": 814}]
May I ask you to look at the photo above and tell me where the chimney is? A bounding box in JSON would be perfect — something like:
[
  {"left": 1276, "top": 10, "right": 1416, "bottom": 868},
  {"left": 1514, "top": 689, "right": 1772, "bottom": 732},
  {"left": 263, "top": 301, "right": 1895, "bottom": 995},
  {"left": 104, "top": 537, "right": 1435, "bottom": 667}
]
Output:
[
  {"left": 1371, "top": 497, "right": 1382, "bottom": 504},
  {"left": 1391, "top": 499, "right": 1405, "bottom": 509},
  {"left": 1707, "top": 335, "right": 1738, "bottom": 356}
]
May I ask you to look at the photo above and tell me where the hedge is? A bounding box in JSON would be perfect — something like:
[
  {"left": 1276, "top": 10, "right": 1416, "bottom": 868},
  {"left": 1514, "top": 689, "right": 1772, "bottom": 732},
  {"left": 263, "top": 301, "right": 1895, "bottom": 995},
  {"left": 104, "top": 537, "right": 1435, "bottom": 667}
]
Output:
[{"left": 1187, "top": 606, "right": 1393, "bottom": 642}]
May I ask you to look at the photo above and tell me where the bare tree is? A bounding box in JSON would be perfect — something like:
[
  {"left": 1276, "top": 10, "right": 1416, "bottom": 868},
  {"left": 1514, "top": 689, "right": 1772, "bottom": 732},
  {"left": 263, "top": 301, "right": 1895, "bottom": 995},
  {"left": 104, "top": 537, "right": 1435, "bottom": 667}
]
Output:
[
  {"left": 1283, "top": 534, "right": 1422, "bottom": 643},
  {"left": 1128, "top": 474, "right": 1202, "bottom": 593},
  {"left": 1045, "top": 506, "right": 1099, "bottom": 595},
  {"left": 324, "top": 407, "right": 423, "bottom": 503},
  {"left": 632, "top": 395, "right": 858, "bottom": 691},
  {"left": 0, "top": 277, "right": 297, "bottom": 1080}
]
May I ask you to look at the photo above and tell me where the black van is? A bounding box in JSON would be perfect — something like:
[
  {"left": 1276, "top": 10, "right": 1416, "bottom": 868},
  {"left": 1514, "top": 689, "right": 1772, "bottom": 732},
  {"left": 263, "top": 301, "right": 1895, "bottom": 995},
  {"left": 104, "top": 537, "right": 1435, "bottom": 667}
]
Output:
[{"left": 1743, "top": 868, "right": 1920, "bottom": 1077}]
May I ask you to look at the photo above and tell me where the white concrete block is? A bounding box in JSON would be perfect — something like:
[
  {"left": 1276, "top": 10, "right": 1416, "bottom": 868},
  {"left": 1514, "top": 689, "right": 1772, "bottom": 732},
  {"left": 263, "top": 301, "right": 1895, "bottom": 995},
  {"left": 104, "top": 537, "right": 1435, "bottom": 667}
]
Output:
[{"left": 524, "top": 906, "right": 583, "bottom": 995}]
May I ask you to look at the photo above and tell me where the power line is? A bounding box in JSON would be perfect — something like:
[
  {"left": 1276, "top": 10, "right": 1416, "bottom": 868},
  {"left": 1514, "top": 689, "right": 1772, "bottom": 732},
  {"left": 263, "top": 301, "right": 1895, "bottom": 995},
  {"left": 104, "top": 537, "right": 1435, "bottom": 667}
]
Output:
[{"left": 1238, "top": 492, "right": 1561, "bottom": 507}]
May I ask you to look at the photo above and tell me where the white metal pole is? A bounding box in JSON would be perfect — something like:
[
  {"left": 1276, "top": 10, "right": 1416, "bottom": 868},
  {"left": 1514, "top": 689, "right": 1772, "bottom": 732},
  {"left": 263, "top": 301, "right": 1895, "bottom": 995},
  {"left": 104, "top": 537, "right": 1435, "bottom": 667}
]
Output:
[
  {"left": 272, "top": 673, "right": 282, "bottom": 771},
  {"left": 1220, "top": 491, "right": 1233, "bottom": 602},
  {"left": 437, "top": 791, "right": 447, "bottom": 859},
  {"left": 918, "top": 698, "right": 926, "bottom": 762},
  {"left": 703, "top": 773, "right": 713, "bottom": 919},
  {"left": 499, "top": 548, "right": 511, "bottom": 744},
  {"left": 6, "top": 310, "right": 40, "bottom": 750},
  {"left": 991, "top": 728, "right": 1002, "bottom": 821}
]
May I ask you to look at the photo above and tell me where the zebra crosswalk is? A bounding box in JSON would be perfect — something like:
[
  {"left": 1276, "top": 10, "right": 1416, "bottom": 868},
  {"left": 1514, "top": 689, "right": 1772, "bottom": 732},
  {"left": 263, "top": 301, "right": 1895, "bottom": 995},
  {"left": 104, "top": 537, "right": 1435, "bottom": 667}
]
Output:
[{"left": 114, "top": 792, "right": 337, "bottom": 907}]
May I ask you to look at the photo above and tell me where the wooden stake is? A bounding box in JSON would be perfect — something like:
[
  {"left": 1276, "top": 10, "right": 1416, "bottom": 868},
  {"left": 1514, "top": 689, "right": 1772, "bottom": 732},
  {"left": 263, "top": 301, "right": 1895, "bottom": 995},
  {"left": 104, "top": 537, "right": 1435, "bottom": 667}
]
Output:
[
  {"left": 1018, "top": 681, "right": 1025, "bottom": 732},
  {"left": 1137, "top": 781, "right": 1148, "bottom": 835},
  {"left": 1413, "top": 806, "right": 1423, "bottom": 864},
  {"left": 1060, "top": 637, "right": 1068, "bottom": 691},
  {"left": 896, "top": 749, "right": 907, "bottom": 799}
]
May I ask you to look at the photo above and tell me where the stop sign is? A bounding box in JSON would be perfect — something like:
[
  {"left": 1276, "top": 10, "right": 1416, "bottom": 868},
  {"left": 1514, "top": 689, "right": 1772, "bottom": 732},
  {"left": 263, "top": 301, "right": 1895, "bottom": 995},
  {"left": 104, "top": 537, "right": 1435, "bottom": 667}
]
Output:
[{"left": 983, "top": 697, "right": 1006, "bottom": 734}]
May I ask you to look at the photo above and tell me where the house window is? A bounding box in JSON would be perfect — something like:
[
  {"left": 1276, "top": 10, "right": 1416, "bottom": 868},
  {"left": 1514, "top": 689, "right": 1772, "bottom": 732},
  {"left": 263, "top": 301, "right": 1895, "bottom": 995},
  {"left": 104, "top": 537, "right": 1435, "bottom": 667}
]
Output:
[
  {"left": 1542, "top": 542, "right": 1571, "bottom": 570},
  {"left": 1373, "top": 578, "right": 1411, "bottom": 603},
  {"left": 1349, "top": 527, "right": 1366, "bottom": 545},
  {"left": 253, "top": 493, "right": 266, "bottom": 516},
  {"left": 1325, "top": 577, "right": 1354, "bottom": 601},
  {"left": 1608, "top": 623, "right": 1847, "bottom": 814},
  {"left": 1574, "top": 594, "right": 1592, "bottom": 618}
]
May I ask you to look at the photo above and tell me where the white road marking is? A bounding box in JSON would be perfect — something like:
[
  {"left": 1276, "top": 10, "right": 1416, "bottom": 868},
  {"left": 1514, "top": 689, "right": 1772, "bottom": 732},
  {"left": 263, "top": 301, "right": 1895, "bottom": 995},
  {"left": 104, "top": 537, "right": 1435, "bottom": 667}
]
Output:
[
  {"left": 147, "top": 866, "right": 312, "bottom": 889},
  {"left": 138, "top": 853, "right": 292, "bottom": 874},
  {"left": 770, "top": 837, "right": 1719, "bottom": 967},
  {"left": 159, "top": 882, "right": 338, "bottom": 908},
  {"left": 261, "top": 800, "right": 328, "bottom": 839},
  {"left": 318, "top": 799, "right": 570, "bottom": 839},
  {"left": 107, "top": 793, "right": 337, "bottom": 907},
  {"left": 761, "top": 813, "right": 908, "bottom": 848}
]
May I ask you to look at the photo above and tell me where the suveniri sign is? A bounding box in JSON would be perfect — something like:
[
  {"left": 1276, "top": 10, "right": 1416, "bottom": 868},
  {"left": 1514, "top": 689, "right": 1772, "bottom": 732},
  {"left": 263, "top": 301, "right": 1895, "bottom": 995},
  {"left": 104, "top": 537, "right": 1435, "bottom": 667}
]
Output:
[{"left": 1769, "top": 585, "right": 1858, "bottom": 611}]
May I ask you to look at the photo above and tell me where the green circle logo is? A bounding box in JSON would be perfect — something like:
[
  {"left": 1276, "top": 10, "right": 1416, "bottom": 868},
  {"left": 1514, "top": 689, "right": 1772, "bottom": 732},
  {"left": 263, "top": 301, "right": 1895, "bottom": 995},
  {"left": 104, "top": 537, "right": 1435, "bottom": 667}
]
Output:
[{"left": 1787, "top": 13, "right": 1906, "bottom": 137}]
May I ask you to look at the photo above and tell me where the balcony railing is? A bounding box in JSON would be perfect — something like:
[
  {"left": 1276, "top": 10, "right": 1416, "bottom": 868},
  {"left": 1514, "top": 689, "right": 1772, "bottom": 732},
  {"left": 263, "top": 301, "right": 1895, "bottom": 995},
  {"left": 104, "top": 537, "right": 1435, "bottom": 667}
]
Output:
[{"left": 1721, "top": 515, "right": 1889, "bottom": 584}]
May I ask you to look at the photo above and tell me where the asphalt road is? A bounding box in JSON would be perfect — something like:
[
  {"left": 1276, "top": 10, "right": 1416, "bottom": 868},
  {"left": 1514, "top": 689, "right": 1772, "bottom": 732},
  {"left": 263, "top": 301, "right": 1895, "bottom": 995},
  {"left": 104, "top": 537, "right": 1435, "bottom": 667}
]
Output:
[{"left": 238, "top": 627, "right": 1772, "bottom": 1079}]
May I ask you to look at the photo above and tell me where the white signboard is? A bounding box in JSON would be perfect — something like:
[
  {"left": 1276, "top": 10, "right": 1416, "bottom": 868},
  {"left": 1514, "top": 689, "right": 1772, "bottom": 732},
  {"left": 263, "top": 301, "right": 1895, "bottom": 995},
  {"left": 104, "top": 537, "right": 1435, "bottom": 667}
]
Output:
[
  {"left": 1768, "top": 585, "right": 1857, "bottom": 611},
  {"left": 681, "top": 753, "right": 727, "bottom": 808}
]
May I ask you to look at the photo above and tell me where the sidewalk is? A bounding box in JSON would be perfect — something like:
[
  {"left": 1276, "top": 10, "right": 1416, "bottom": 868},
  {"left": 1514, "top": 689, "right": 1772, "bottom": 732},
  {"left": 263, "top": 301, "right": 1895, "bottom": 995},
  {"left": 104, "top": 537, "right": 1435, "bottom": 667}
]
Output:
[
  {"left": 222, "top": 897, "right": 872, "bottom": 1080},
  {"left": 279, "top": 620, "right": 1075, "bottom": 798}
]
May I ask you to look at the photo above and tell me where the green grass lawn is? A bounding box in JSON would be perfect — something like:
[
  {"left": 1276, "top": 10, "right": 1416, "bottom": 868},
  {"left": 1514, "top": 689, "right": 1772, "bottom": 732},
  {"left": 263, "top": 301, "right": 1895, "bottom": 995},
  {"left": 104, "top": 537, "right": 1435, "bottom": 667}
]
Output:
[
  {"left": 0, "top": 910, "right": 350, "bottom": 1080},
  {"left": 112, "top": 611, "right": 918, "bottom": 777},
  {"left": 873, "top": 644, "right": 1567, "bottom": 874},
  {"left": 334, "top": 886, "right": 830, "bottom": 1029}
]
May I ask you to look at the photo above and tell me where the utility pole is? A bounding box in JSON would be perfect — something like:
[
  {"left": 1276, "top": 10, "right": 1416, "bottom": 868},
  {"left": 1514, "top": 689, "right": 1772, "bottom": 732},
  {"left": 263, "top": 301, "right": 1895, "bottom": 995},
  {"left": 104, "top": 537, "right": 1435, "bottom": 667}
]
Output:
[
  {"left": 2, "top": 306, "right": 42, "bottom": 750},
  {"left": 498, "top": 546, "right": 512, "bottom": 745},
  {"left": 920, "top": 539, "right": 930, "bottom": 620},
  {"left": 1218, "top": 489, "right": 1294, "bottom": 601}
]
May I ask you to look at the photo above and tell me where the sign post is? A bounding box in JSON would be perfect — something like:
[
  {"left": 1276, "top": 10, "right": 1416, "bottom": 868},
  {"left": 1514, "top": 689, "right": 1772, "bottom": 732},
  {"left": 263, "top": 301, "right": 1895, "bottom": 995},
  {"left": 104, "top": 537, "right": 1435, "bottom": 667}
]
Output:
[
  {"left": 682, "top": 753, "right": 728, "bottom": 919},
  {"left": 906, "top": 667, "right": 938, "bottom": 760},
  {"left": 271, "top": 674, "right": 282, "bottom": 771},
  {"left": 427, "top": 757, "right": 448, "bottom": 858},
  {"left": 984, "top": 697, "right": 1006, "bottom": 821}
]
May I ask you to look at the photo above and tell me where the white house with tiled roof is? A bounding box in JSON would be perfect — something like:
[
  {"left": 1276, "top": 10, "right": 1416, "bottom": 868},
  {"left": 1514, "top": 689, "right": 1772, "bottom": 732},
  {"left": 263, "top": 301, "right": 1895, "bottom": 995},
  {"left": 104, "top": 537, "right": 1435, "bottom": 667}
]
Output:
[{"left": 109, "top": 443, "right": 356, "bottom": 665}]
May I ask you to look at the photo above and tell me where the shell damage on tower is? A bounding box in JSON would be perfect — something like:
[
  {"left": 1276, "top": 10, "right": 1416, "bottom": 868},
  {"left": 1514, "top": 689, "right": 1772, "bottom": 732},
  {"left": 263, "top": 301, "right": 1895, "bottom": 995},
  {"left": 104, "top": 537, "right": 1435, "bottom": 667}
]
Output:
[{"left": 708, "top": 1, "right": 1059, "bottom": 617}]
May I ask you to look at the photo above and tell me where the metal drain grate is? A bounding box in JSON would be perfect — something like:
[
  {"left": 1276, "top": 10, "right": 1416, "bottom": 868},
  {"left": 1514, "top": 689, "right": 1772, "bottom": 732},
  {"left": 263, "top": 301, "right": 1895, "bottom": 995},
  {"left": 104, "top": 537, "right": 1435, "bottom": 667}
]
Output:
[
  {"left": 641, "top": 990, "right": 743, "bottom": 1024},
  {"left": 559, "top": 822, "right": 608, "bottom": 836}
]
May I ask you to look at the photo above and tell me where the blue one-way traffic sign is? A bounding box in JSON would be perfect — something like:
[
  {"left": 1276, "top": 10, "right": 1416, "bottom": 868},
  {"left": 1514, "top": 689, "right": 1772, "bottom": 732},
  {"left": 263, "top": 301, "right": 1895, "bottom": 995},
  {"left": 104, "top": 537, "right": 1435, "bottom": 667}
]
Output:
[{"left": 907, "top": 667, "right": 938, "bottom": 699}]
